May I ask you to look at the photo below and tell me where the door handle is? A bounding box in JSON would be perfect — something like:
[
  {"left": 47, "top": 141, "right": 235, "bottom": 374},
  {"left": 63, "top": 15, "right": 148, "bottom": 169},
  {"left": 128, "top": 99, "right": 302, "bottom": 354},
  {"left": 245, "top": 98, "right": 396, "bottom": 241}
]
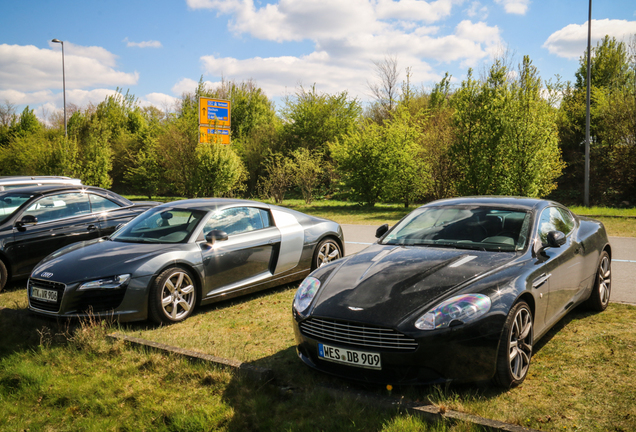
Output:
[
  {"left": 532, "top": 273, "right": 551, "bottom": 289},
  {"left": 87, "top": 225, "right": 97, "bottom": 232}
]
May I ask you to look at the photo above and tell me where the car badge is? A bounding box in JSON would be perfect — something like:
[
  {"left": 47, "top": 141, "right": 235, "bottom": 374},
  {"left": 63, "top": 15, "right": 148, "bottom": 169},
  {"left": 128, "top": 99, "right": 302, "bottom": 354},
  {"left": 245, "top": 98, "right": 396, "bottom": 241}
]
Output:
[
  {"left": 348, "top": 306, "right": 364, "bottom": 311},
  {"left": 40, "top": 272, "right": 54, "bottom": 278}
]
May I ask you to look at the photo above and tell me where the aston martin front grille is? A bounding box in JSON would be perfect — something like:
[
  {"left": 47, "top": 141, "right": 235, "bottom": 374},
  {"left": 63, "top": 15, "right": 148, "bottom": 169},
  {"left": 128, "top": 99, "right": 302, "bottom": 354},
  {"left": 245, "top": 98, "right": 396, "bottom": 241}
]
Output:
[{"left": 300, "top": 318, "right": 418, "bottom": 351}]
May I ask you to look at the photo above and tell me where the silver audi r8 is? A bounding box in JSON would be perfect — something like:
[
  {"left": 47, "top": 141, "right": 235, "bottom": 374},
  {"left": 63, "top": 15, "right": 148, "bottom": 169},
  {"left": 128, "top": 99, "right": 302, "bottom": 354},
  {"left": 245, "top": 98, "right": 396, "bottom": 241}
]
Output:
[{"left": 28, "top": 199, "right": 344, "bottom": 324}]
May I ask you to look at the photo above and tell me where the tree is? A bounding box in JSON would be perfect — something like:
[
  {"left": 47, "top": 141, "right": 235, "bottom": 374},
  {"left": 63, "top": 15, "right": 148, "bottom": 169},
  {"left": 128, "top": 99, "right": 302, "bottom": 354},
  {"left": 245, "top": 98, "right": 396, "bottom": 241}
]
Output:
[
  {"left": 194, "top": 142, "right": 247, "bottom": 197},
  {"left": 290, "top": 148, "right": 323, "bottom": 204},
  {"left": 450, "top": 57, "right": 564, "bottom": 197},
  {"left": 367, "top": 55, "right": 400, "bottom": 121},
  {"left": 260, "top": 152, "right": 292, "bottom": 203}
]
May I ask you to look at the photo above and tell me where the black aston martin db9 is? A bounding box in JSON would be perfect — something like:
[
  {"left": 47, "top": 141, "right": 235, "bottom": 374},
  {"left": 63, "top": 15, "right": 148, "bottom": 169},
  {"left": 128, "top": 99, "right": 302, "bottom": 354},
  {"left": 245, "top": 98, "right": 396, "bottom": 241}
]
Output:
[
  {"left": 28, "top": 199, "right": 343, "bottom": 324},
  {"left": 292, "top": 197, "right": 611, "bottom": 388}
]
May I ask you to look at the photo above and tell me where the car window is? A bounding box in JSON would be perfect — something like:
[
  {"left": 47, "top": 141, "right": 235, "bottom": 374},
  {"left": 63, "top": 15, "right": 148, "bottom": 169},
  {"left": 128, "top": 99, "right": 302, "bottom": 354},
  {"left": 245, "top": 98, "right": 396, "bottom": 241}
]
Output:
[
  {"left": 203, "top": 207, "right": 265, "bottom": 236},
  {"left": 259, "top": 209, "right": 273, "bottom": 228},
  {"left": 89, "top": 194, "right": 121, "bottom": 212},
  {"left": 0, "top": 193, "right": 32, "bottom": 223},
  {"left": 537, "top": 206, "right": 573, "bottom": 246},
  {"left": 111, "top": 208, "right": 206, "bottom": 243},
  {"left": 22, "top": 192, "right": 91, "bottom": 223}
]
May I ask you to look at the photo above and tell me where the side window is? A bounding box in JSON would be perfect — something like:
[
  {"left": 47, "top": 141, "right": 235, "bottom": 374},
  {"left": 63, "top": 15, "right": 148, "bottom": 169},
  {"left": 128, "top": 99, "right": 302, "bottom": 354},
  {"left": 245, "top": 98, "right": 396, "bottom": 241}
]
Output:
[
  {"left": 89, "top": 194, "right": 121, "bottom": 213},
  {"left": 537, "top": 207, "right": 573, "bottom": 246},
  {"left": 203, "top": 207, "right": 265, "bottom": 237},
  {"left": 259, "top": 209, "right": 273, "bottom": 228},
  {"left": 23, "top": 192, "right": 90, "bottom": 223}
]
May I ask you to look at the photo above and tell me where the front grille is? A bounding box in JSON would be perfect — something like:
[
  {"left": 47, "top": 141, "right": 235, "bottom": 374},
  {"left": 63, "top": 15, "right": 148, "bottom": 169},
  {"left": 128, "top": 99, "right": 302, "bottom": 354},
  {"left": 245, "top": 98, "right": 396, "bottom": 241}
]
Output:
[
  {"left": 28, "top": 278, "right": 65, "bottom": 312},
  {"left": 68, "top": 288, "right": 127, "bottom": 314},
  {"left": 300, "top": 317, "right": 418, "bottom": 352}
]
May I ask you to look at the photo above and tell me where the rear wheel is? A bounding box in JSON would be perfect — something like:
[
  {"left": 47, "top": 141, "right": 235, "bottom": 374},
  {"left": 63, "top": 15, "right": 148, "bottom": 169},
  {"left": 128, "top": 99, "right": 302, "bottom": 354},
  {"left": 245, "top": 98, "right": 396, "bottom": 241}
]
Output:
[
  {"left": 494, "top": 301, "right": 533, "bottom": 388},
  {"left": 312, "top": 238, "right": 342, "bottom": 270},
  {"left": 584, "top": 251, "right": 611, "bottom": 311},
  {"left": 148, "top": 267, "right": 197, "bottom": 324}
]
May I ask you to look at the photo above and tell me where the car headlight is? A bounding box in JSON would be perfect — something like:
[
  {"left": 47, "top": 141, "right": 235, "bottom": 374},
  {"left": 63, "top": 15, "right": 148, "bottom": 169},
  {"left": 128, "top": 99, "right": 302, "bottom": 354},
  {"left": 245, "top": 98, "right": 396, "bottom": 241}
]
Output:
[
  {"left": 293, "top": 277, "right": 321, "bottom": 313},
  {"left": 415, "top": 294, "right": 491, "bottom": 330},
  {"left": 79, "top": 274, "right": 131, "bottom": 290}
]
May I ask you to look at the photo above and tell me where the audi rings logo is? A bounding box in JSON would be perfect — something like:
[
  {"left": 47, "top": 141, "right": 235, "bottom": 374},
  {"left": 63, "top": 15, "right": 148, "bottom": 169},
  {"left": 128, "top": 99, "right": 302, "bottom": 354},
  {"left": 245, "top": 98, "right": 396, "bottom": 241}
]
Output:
[{"left": 40, "top": 272, "right": 54, "bottom": 278}]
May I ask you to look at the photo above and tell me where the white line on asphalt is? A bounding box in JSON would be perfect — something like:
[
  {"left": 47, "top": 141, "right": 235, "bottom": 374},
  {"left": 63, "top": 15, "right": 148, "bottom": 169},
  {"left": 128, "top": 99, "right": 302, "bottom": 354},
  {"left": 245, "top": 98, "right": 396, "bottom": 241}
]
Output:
[
  {"left": 613, "top": 259, "right": 636, "bottom": 263},
  {"left": 345, "top": 242, "right": 374, "bottom": 245}
]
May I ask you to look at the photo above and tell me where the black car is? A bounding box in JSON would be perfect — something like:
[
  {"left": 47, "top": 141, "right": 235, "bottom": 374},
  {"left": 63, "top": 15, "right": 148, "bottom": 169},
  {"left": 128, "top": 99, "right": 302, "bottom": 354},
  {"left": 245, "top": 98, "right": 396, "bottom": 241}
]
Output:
[
  {"left": 292, "top": 197, "right": 611, "bottom": 388},
  {"left": 0, "top": 185, "right": 157, "bottom": 290},
  {"left": 28, "top": 199, "right": 344, "bottom": 323}
]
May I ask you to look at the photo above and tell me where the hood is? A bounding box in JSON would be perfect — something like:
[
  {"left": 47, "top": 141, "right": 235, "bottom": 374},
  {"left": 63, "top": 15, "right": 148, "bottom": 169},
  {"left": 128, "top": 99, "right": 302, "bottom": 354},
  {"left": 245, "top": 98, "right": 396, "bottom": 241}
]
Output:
[
  {"left": 310, "top": 243, "right": 516, "bottom": 327},
  {"left": 31, "top": 238, "right": 184, "bottom": 283}
]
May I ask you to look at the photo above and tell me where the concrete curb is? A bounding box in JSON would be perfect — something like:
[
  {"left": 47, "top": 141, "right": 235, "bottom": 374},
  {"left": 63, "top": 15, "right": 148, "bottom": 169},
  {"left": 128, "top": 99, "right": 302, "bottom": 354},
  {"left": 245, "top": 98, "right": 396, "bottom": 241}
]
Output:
[
  {"left": 107, "top": 332, "right": 275, "bottom": 383},
  {"left": 107, "top": 332, "right": 541, "bottom": 432}
]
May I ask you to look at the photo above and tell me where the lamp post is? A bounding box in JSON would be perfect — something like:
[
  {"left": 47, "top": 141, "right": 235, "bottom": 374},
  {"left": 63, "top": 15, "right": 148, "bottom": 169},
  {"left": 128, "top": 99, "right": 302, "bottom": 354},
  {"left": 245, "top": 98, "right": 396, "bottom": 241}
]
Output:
[
  {"left": 584, "top": 1, "right": 592, "bottom": 207},
  {"left": 51, "top": 39, "right": 67, "bottom": 138}
]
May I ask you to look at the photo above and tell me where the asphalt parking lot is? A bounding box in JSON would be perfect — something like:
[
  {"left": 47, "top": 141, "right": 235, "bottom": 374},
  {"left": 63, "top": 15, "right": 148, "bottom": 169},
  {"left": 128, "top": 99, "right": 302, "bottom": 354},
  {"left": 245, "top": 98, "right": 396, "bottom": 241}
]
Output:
[{"left": 341, "top": 224, "right": 636, "bottom": 306}]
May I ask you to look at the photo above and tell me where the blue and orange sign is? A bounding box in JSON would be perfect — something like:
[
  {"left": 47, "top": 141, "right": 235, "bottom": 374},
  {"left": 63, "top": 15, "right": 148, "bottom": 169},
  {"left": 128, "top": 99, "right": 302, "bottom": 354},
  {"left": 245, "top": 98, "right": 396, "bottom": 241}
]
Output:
[
  {"left": 199, "top": 126, "right": 231, "bottom": 145},
  {"left": 199, "top": 98, "right": 231, "bottom": 128}
]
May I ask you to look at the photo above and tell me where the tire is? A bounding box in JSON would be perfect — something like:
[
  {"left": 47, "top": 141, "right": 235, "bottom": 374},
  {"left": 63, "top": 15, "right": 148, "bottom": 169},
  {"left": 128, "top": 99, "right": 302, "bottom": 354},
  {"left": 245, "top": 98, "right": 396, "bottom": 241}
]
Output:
[
  {"left": 584, "top": 250, "right": 611, "bottom": 312},
  {"left": 0, "top": 260, "right": 7, "bottom": 292},
  {"left": 312, "top": 238, "right": 342, "bottom": 270},
  {"left": 494, "top": 301, "right": 533, "bottom": 388},
  {"left": 148, "top": 267, "right": 197, "bottom": 324}
]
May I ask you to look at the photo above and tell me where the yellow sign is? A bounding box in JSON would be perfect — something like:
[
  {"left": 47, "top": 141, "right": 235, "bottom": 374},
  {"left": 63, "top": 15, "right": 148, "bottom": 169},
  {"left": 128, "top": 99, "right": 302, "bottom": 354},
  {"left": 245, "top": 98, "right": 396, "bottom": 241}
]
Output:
[
  {"left": 199, "top": 98, "right": 231, "bottom": 128},
  {"left": 199, "top": 126, "right": 231, "bottom": 145}
]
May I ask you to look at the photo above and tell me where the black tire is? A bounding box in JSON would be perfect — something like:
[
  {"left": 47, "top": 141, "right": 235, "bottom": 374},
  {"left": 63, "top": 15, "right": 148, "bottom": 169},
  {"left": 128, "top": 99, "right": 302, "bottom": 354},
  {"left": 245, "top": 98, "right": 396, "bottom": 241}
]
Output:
[
  {"left": 584, "top": 250, "right": 611, "bottom": 312},
  {"left": 312, "top": 237, "right": 342, "bottom": 270},
  {"left": 494, "top": 301, "right": 533, "bottom": 388},
  {"left": 148, "top": 267, "right": 197, "bottom": 324},
  {"left": 0, "top": 260, "right": 7, "bottom": 292}
]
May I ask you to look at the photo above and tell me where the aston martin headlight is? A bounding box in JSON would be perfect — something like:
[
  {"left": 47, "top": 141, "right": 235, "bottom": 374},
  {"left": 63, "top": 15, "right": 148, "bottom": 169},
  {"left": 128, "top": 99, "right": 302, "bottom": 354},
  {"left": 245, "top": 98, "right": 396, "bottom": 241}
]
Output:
[
  {"left": 415, "top": 294, "right": 491, "bottom": 330},
  {"left": 79, "top": 274, "right": 131, "bottom": 290},
  {"left": 293, "top": 277, "right": 321, "bottom": 313}
]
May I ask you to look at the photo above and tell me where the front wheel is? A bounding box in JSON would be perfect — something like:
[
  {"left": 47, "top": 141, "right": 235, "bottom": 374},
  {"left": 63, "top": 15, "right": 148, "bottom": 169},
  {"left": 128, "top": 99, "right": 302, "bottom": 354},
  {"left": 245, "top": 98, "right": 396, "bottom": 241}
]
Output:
[
  {"left": 584, "top": 250, "right": 611, "bottom": 312},
  {"left": 312, "top": 238, "right": 342, "bottom": 270},
  {"left": 148, "top": 267, "right": 197, "bottom": 324},
  {"left": 494, "top": 301, "right": 533, "bottom": 388}
]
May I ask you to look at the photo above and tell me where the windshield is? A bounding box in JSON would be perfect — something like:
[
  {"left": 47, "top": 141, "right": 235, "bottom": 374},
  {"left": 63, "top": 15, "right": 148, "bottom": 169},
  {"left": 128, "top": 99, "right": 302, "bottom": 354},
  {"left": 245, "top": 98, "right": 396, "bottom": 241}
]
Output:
[
  {"left": 0, "top": 193, "right": 34, "bottom": 224},
  {"left": 111, "top": 207, "right": 207, "bottom": 243},
  {"left": 381, "top": 206, "right": 531, "bottom": 252}
]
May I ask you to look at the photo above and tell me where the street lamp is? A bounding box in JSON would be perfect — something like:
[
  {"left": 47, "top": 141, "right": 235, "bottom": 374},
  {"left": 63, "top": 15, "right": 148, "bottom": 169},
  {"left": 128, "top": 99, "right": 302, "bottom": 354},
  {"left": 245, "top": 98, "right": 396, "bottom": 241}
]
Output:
[
  {"left": 584, "top": 1, "right": 592, "bottom": 207},
  {"left": 51, "top": 38, "right": 67, "bottom": 138}
]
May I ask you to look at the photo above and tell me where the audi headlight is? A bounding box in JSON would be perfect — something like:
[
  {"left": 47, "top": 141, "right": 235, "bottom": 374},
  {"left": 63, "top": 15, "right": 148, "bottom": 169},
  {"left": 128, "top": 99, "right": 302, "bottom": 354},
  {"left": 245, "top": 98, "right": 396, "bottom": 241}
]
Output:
[
  {"left": 79, "top": 274, "right": 131, "bottom": 290},
  {"left": 293, "top": 277, "right": 321, "bottom": 313},
  {"left": 415, "top": 294, "right": 491, "bottom": 330}
]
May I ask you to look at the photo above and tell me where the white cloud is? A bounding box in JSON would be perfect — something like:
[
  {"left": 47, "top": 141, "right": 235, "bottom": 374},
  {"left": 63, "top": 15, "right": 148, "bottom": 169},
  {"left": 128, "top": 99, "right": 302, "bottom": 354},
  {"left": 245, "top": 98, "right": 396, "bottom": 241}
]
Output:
[
  {"left": 170, "top": 77, "right": 220, "bottom": 96},
  {"left": 465, "top": 1, "right": 488, "bottom": 20},
  {"left": 0, "top": 43, "right": 138, "bottom": 93},
  {"left": 139, "top": 92, "right": 180, "bottom": 110},
  {"left": 123, "top": 38, "right": 163, "bottom": 48},
  {"left": 494, "top": 0, "right": 530, "bottom": 15},
  {"left": 189, "top": 0, "right": 502, "bottom": 99},
  {"left": 543, "top": 19, "right": 636, "bottom": 59}
]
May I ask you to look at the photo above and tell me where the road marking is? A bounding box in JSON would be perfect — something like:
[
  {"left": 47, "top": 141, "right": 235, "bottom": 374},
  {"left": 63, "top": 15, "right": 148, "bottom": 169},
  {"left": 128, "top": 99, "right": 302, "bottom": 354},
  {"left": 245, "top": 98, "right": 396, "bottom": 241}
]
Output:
[
  {"left": 346, "top": 241, "right": 373, "bottom": 245},
  {"left": 613, "top": 259, "right": 636, "bottom": 263}
]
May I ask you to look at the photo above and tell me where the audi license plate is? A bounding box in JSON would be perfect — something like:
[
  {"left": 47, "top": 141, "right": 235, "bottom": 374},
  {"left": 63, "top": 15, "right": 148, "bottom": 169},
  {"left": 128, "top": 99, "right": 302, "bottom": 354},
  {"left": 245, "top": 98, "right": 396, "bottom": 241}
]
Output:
[
  {"left": 30, "top": 287, "right": 58, "bottom": 303},
  {"left": 318, "top": 343, "right": 381, "bottom": 369}
]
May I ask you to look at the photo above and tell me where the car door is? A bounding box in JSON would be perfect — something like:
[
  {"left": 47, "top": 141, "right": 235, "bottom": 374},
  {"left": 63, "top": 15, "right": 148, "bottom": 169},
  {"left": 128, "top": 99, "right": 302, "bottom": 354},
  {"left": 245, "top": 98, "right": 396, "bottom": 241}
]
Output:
[
  {"left": 10, "top": 192, "right": 99, "bottom": 277},
  {"left": 534, "top": 206, "right": 584, "bottom": 328},
  {"left": 199, "top": 207, "right": 281, "bottom": 297}
]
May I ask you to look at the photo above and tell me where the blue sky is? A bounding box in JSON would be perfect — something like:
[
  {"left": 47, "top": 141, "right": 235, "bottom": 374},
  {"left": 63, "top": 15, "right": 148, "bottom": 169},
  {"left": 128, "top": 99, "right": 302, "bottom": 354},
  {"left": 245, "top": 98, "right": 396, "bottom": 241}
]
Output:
[{"left": 1, "top": 0, "right": 635, "bottom": 123}]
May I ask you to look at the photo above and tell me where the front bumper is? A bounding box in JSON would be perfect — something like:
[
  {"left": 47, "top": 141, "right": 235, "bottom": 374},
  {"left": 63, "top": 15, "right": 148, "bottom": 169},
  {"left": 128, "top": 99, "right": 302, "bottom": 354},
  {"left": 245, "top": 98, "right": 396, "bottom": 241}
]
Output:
[
  {"left": 27, "top": 275, "right": 153, "bottom": 322},
  {"left": 292, "top": 312, "right": 505, "bottom": 385}
]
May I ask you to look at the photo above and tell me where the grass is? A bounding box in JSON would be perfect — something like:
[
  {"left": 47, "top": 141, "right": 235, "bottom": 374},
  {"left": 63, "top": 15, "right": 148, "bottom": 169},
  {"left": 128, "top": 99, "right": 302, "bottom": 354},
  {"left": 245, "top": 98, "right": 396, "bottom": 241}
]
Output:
[
  {"left": 0, "top": 309, "right": 484, "bottom": 432},
  {"left": 4, "top": 278, "right": 636, "bottom": 431}
]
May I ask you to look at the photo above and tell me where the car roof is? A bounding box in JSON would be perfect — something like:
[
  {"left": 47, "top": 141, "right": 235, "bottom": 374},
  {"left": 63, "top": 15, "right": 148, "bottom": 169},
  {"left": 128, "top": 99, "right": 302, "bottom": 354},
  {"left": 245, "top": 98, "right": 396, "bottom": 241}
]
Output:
[
  {"left": 422, "top": 196, "right": 559, "bottom": 212},
  {"left": 157, "top": 198, "right": 270, "bottom": 212},
  {"left": 0, "top": 185, "right": 131, "bottom": 204}
]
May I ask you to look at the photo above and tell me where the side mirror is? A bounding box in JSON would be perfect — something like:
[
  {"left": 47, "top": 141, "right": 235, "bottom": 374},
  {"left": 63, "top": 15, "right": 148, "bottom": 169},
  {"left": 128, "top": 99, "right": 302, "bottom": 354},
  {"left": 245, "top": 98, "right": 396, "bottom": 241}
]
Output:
[
  {"left": 546, "top": 230, "right": 566, "bottom": 248},
  {"left": 375, "top": 223, "right": 389, "bottom": 238},
  {"left": 16, "top": 214, "right": 38, "bottom": 228},
  {"left": 205, "top": 229, "right": 228, "bottom": 244},
  {"left": 536, "top": 230, "right": 566, "bottom": 257}
]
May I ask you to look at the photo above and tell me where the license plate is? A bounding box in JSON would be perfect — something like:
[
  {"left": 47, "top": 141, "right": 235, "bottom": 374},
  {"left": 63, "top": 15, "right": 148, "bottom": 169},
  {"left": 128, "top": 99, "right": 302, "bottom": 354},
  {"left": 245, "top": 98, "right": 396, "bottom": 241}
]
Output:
[
  {"left": 318, "top": 343, "right": 381, "bottom": 370},
  {"left": 31, "top": 287, "right": 58, "bottom": 303}
]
